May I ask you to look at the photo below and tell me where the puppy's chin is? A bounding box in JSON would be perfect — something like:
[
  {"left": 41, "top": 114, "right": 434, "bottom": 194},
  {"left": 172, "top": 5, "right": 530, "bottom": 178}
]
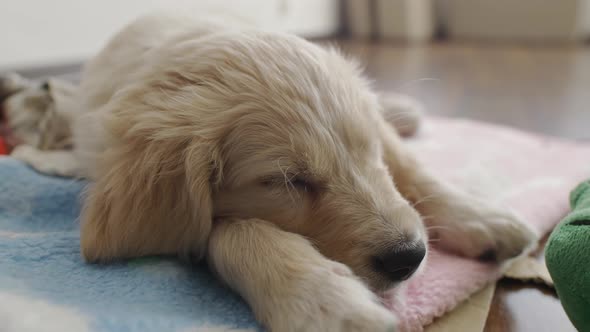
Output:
[
  {"left": 362, "top": 261, "right": 426, "bottom": 293},
  {"left": 366, "top": 276, "right": 403, "bottom": 294}
]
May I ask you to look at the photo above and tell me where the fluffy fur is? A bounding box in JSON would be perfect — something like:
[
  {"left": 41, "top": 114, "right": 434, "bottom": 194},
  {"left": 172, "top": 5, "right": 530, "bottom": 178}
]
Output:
[{"left": 1, "top": 12, "right": 537, "bottom": 332}]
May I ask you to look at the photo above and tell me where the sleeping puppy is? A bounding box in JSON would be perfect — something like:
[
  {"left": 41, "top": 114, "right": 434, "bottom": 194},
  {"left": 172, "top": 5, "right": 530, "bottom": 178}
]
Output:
[{"left": 1, "top": 12, "right": 537, "bottom": 332}]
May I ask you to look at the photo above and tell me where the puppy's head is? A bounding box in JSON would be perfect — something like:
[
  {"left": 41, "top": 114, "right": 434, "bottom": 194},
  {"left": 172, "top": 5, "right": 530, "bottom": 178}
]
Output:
[
  {"left": 172, "top": 32, "right": 428, "bottom": 291},
  {"left": 92, "top": 31, "right": 427, "bottom": 290}
]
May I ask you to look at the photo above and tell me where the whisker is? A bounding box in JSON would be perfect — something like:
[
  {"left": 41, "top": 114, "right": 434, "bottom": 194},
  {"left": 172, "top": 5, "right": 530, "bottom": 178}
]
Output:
[
  {"left": 277, "top": 158, "right": 298, "bottom": 204},
  {"left": 425, "top": 225, "right": 452, "bottom": 231},
  {"left": 411, "top": 194, "right": 442, "bottom": 208}
]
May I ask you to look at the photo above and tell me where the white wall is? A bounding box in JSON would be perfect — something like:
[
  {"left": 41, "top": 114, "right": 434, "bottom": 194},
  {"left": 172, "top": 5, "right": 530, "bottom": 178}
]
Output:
[
  {"left": 442, "top": 0, "right": 590, "bottom": 42},
  {"left": 0, "top": 0, "right": 339, "bottom": 70}
]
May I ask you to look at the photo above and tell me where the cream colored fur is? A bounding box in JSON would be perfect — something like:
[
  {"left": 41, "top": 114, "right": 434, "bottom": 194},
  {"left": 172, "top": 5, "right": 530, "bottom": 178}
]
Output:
[{"left": 3, "top": 12, "right": 537, "bottom": 332}]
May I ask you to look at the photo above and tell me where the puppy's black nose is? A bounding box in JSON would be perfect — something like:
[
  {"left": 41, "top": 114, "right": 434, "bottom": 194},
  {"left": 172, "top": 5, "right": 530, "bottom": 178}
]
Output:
[{"left": 374, "top": 242, "right": 426, "bottom": 281}]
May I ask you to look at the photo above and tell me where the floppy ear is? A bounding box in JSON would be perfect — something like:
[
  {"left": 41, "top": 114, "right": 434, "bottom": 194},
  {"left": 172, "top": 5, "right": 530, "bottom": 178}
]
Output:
[{"left": 80, "top": 101, "right": 215, "bottom": 263}]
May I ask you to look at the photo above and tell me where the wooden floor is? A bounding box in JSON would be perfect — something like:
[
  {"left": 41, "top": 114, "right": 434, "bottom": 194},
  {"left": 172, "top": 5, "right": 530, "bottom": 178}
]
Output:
[
  {"left": 333, "top": 40, "right": 590, "bottom": 141},
  {"left": 331, "top": 40, "right": 585, "bottom": 332}
]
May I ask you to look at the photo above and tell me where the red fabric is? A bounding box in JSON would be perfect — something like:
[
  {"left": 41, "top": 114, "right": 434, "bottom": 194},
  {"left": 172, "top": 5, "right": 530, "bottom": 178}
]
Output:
[{"left": 0, "top": 137, "right": 7, "bottom": 155}]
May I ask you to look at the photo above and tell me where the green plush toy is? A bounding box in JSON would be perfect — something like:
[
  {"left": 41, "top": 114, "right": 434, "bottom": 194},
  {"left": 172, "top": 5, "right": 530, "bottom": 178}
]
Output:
[{"left": 546, "top": 180, "right": 590, "bottom": 332}]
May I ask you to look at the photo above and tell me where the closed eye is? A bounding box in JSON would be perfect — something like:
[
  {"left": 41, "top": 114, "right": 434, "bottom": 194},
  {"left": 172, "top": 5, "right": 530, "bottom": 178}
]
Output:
[
  {"left": 290, "top": 177, "right": 311, "bottom": 192},
  {"left": 259, "top": 174, "right": 318, "bottom": 194}
]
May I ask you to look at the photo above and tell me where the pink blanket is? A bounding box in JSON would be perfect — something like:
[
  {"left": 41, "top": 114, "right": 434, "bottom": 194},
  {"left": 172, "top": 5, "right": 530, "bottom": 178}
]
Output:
[{"left": 386, "top": 117, "right": 590, "bottom": 331}]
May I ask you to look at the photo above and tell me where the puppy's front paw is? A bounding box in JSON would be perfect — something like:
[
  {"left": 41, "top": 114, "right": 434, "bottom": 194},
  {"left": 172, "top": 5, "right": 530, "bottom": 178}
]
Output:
[
  {"left": 11, "top": 145, "right": 79, "bottom": 177},
  {"left": 10, "top": 145, "right": 36, "bottom": 162},
  {"left": 266, "top": 260, "right": 397, "bottom": 332},
  {"left": 432, "top": 199, "right": 538, "bottom": 262}
]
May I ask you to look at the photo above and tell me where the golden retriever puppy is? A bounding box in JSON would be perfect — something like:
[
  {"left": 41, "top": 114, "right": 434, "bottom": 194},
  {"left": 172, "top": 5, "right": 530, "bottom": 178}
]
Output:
[{"left": 4, "top": 12, "right": 537, "bottom": 332}]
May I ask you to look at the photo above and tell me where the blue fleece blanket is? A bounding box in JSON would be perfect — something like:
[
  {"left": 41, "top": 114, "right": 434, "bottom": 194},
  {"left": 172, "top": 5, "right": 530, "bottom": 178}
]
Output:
[{"left": 0, "top": 157, "right": 260, "bottom": 332}]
